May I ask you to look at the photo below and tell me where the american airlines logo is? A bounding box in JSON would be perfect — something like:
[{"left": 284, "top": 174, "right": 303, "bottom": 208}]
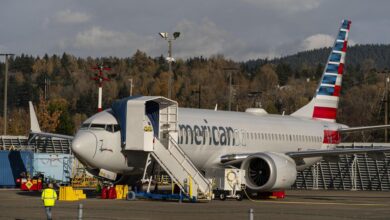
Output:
[{"left": 178, "top": 124, "right": 242, "bottom": 146}]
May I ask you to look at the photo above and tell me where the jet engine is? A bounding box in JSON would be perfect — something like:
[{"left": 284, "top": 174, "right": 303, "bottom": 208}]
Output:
[{"left": 240, "top": 152, "right": 297, "bottom": 191}]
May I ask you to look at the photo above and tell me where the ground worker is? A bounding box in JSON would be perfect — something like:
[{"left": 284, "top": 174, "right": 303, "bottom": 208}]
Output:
[{"left": 41, "top": 183, "right": 57, "bottom": 220}]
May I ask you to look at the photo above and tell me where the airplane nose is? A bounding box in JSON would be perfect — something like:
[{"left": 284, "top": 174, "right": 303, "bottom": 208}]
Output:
[{"left": 71, "top": 131, "right": 97, "bottom": 161}]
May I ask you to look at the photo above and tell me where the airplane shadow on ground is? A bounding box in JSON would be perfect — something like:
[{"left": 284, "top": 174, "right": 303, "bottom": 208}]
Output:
[{"left": 17, "top": 191, "right": 41, "bottom": 197}]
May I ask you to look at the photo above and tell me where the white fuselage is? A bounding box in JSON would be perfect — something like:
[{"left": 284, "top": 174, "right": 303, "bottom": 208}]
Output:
[
  {"left": 71, "top": 107, "right": 342, "bottom": 177},
  {"left": 177, "top": 108, "right": 339, "bottom": 170}
]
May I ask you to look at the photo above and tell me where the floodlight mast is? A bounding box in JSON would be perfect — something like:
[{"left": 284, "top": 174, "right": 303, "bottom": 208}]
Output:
[
  {"left": 91, "top": 64, "right": 111, "bottom": 112},
  {"left": 159, "top": 32, "right": 180, "bottom": 99},
  {"left": 0, "top": 53, "right": 14, "bottom": 135}
]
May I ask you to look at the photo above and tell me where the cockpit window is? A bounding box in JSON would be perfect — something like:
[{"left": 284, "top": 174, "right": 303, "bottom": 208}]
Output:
[
  {"left": 105, "top": 125, "right": 113, "bottom": 132},
  {"left": 90, "top": 124, "right": 106, "bottom": 130},
  {"left": 80, "top": 123, "right": 90, "bottom": 129},
  {"left": 104, "top": 124, "right": 120, "bottom": 133},
  {"left": 113, "top": 125, "right": 120, "bottom": 132},
  {"left": 86, "top": 123, "right": 120, "bottom": 132}
]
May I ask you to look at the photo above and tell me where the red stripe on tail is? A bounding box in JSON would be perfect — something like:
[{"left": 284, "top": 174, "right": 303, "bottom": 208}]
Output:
[
  {"left": 338, "top": 63, "right": 344, "bottom": 74},
  {"left": 313, "top": 107, "right": 337, "bottom": 120},
  {"left": 342, "top": 41, "right": 348, "bottom": 52},
  {"left": 333, "top": 85, "right": 341, "bottom": 96}
]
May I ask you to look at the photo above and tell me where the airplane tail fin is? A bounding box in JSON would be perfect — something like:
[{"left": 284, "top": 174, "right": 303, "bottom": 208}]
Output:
[
  {"left": 291, "top": 19, "right": 351, "bottom": 122},
  {"left": 29, "top": 101, "right": 41, "bottom": 133}
]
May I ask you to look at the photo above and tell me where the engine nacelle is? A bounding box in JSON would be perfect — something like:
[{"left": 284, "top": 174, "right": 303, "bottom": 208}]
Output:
[{"left": 240, "top": 152, "right": 297, "bottom": 191}]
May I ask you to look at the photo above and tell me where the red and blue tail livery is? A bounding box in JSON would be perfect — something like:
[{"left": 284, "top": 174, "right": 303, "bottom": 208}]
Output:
[{"left": 292, "top": 19, "right": 351, "bottom": 122}]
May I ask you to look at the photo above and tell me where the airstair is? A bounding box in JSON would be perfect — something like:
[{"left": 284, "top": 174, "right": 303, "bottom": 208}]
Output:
[
  {"left": 152, "top": 135, "right": 212, "bottom": 200},
  {"left": 112, "top": 96, "right": 212, "bottom": 200}
]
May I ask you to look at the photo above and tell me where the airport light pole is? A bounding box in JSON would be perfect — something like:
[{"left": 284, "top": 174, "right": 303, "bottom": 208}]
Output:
[
  {"left": 224, "top": 67, "right": 238, "bottom": 111},
  {"left": 385, "top": 75, "right": 389, "bottom": 142},
  {"left": 192, "top": 84, "right": 201, "bottom": 109},
  {"left": 0, "top": 53, "right": 14, "bottom": 135},
  {"left": 159, "top": 32, "right": 180, "bottom": 99},
  {"left": 129, "top": 78, "right": 134, "bottom": 96}
]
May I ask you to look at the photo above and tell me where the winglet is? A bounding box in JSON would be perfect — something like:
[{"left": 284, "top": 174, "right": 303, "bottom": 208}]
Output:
[{"left": 29, "top": 101, "right": 41, "bottom": 133}]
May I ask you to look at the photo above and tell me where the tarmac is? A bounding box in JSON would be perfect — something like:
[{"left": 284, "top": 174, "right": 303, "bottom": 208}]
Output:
[{"left": 0, "top": 189, "right": 390, "bottom": 220}]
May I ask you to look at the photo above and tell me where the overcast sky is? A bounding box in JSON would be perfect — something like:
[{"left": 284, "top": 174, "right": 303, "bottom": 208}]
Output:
[{"left": 1, "top": 0, "right": 390, "bottom": 61}]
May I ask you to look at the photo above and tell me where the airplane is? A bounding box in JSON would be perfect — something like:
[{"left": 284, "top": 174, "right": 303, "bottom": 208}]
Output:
[{"left": 29, "top": 19, "right": 390, "bottom": 195}]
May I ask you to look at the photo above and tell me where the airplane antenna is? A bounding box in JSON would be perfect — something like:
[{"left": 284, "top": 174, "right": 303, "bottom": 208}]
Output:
[{"left": 91, "top": 64, "right": 111, "bottom": 112}]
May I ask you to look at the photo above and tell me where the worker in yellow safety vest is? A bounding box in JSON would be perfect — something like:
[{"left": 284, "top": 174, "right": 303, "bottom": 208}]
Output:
[{"left": 41, "top": 183, "right": 57, "bottom": 220}]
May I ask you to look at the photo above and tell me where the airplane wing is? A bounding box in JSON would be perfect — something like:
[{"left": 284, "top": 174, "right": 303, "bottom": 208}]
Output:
[
  {"left": 29, "top": 101, "right": 73, "bottom": 140},
  {"left": 286, "top": 147, "right": 390, "bottom": 159},
  {"left": 29, "top": 131, "right": 73, "bottom": 140},
  {"left": 220, "top": 147, "right": 390, "bottom": 165},
  {"left": 339, "top": 125, "right": 390, "bottom": 133}
]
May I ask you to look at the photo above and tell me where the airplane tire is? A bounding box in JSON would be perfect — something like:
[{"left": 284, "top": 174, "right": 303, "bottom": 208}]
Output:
[
  {"left": 236, "top": 193, "right": 243, "bottom": 201},
  {"left": 127, "top": 191, "right": 136, "bottom": 200},
  {"left": 219, "top": 193, "right": 226, "bottom": 201}
]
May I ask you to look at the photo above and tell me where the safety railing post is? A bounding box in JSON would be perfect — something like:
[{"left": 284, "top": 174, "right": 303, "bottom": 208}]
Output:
[
  {"left": 78, "top": 203, "right": 83, "bottom": 220},
  {"left": 249, "top": 208, "right": 254, "bottom": 220}
]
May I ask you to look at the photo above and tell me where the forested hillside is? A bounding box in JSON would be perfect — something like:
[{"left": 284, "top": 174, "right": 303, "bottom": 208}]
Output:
[{"left": 1, "top": 44, "right": 389, "bottom": 141}]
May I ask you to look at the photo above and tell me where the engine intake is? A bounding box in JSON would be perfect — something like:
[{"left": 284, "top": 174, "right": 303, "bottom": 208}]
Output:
[{"left": 240, "top": 152, "right": 297, "bottom": 191}]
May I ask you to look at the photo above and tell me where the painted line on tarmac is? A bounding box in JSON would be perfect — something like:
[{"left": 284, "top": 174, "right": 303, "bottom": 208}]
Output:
[{"left": 252, "top": 200, "right": 390, "bottom": 207}]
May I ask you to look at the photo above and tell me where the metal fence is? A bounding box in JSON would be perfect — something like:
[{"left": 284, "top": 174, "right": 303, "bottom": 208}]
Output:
[
  {"left": 0, "top": 135, "right": 71, "bottom": 154},
  {"left": 293, "top": 143, "right": 390, "bottom": 191}
]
